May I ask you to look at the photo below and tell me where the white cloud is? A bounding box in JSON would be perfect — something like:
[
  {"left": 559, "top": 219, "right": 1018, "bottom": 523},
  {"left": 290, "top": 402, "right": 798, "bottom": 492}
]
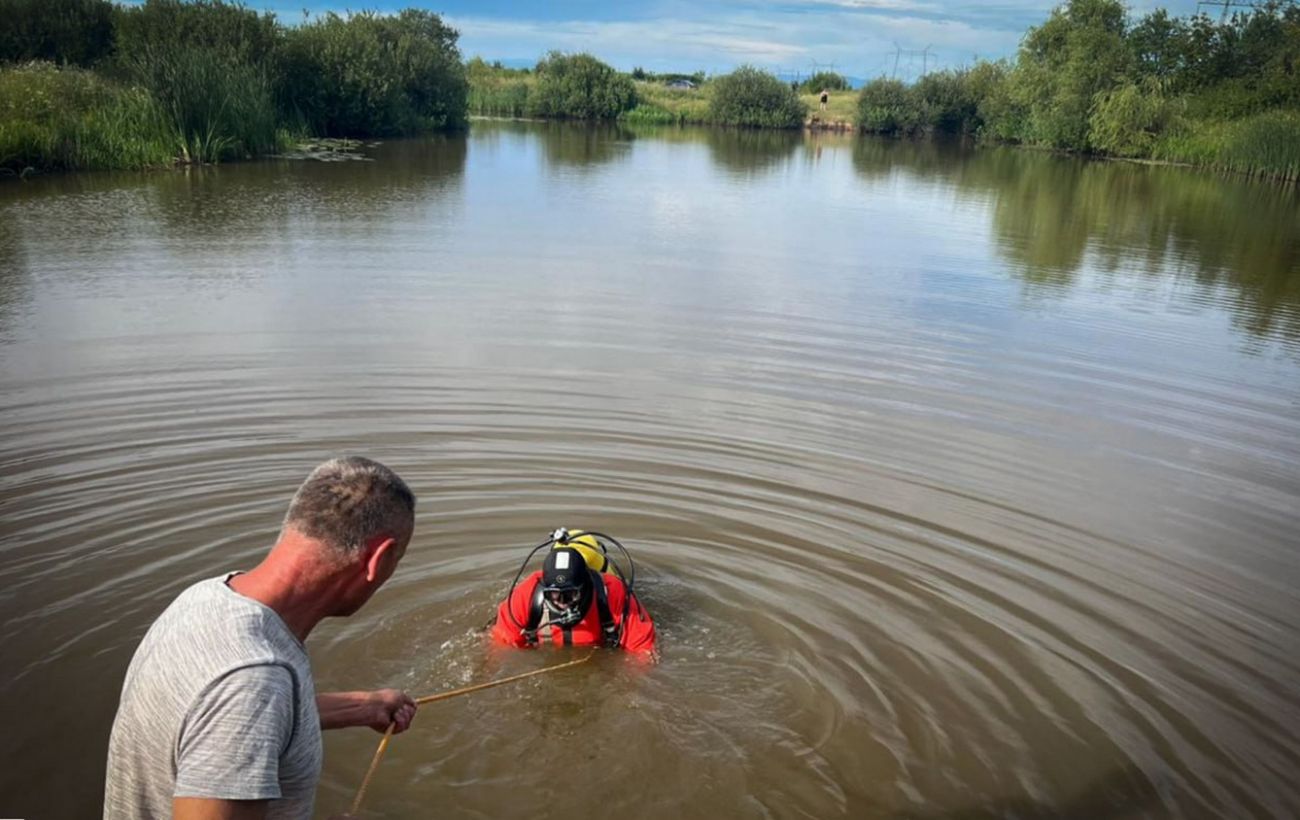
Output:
[{"left": 449, "top": 17, "right": 807, "bottom": 68}]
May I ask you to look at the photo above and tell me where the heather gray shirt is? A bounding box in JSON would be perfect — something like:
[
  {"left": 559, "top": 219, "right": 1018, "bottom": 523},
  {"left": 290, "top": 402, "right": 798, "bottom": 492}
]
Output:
[{"left": 104, "top": 574, "right": 322, "bottom": 820}]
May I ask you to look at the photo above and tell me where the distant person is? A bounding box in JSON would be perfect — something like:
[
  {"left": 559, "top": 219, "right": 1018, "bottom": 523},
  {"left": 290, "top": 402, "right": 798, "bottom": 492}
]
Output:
[
  {"left": 104, "top": 457, "right": 419, "bottom": 820},
  {"left": 490, "top": 529, "right": 656, "bottom": 655},
  {"left": 820, "top": 88, "right": 829, "bottom": 112}
]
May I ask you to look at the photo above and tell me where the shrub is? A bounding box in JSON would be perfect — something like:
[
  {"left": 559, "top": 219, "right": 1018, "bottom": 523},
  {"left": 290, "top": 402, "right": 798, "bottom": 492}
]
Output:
[
  {"left": 912, "top": 70, "right": 981, "bottom": 133},
  {"left": 800, "top": 71, "right": 849, "bottom": 93},
  {"left": 113, "top": 0, "right": 280, "bottom": 70},
  {"left": 279, "top": 10, "right": 468, "bottom": 136},
  {"left": 856, "top": 78, "right": 914, "bottom": 134},
  {"left": 0, "top": 0, "right": 115, "bottom": 67},
  {"left": 708, "top": 66, "right": 805, "bottom": 128},
  {"left": 528, "top": 52, "right": 637, "bottom": 120},
  {"left": 1088, "top": 79, "right": 1183, "bottom": 156}
]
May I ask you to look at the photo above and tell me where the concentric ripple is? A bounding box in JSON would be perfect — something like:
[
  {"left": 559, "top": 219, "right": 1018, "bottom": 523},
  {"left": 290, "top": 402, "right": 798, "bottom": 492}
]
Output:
[{"left": 2, "top": 125, "right": 1299, "bottom": 819}]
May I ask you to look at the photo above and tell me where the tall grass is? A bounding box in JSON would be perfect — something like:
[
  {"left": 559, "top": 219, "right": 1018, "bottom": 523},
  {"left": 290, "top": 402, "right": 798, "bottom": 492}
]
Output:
[
  {"left": 1157, "top": 111, "right": 1300, "bottom": 182},
  {"left": 0, "top": 62, "right": 175, "bottom": 172},
  {"left": 630, "top": 81, "right": 711, "bottom": 124}
]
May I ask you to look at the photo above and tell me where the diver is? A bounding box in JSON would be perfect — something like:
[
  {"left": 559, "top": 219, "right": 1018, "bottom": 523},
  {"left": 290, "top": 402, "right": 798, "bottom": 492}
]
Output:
[{"left": 490, "top": 528, "right": 656, "bottom": 654}]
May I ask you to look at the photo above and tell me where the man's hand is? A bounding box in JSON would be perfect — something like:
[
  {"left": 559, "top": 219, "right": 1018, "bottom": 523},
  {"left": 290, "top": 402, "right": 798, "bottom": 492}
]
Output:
[
  {"left": 316, "top": 689, "right": 417, "bottom": 734},
  {"left": 367, "top": 688, "right": 417, "bottom": 733}
]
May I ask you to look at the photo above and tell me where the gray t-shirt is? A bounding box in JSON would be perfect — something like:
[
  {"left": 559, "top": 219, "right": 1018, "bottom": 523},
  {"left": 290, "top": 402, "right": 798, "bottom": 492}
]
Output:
[{"left": 104, "top": 574, "right": 323, "bottom": 820}]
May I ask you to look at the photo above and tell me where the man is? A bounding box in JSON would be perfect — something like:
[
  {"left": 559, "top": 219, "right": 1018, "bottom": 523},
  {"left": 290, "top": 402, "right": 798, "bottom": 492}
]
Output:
[
  {"left": 490, "top": 542, "right": 656, "bottom": 655},
  {"left": 104, "top": 457, "right": 418, "bottom": 820},
  {"left": 819, "top": 88, "right": 829, "bottom": 112}
]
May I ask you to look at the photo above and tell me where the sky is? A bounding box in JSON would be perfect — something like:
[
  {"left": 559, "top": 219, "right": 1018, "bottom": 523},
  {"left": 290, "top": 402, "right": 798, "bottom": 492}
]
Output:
[{"left": 258, "top": 1, "right": 1209, "bottom": 80}]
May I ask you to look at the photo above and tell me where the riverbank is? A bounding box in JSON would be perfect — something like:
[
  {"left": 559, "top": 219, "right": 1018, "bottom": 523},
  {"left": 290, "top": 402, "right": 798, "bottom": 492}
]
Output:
[{"left": 1, "top": 3, "right": 467, "bottom": 175}]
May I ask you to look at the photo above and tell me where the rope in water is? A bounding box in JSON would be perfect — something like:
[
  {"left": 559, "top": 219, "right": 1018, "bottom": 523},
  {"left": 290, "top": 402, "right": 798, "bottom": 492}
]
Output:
[{"left": 348, "top": 652, "right": 596, "bottom": 816}]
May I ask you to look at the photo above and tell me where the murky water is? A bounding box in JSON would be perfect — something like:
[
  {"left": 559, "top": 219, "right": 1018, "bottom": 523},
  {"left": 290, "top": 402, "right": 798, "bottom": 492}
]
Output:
[{"left": 2, "top": 122, "right": 1299, "bottom": 819}]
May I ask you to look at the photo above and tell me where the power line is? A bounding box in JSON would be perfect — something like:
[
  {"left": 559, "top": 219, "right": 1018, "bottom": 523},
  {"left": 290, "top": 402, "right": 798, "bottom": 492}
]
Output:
[{"left": 1196, "top": 0, "right": 1262, "bottom": 20}]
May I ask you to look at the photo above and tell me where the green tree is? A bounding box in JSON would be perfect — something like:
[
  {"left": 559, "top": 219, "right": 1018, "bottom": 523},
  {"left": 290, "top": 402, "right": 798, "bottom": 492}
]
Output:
[{"left": 1011, "top": 0, "right": 1134, "bottom": 150}]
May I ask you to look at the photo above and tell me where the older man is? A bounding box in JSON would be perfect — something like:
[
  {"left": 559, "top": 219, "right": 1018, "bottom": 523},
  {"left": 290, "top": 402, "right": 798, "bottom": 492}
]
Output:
[{"left": 104, "top": 457, "right": 418, "bottom": 820}]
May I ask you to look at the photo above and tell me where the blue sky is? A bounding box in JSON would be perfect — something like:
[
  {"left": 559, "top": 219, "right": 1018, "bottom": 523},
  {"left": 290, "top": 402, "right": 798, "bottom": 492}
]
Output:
[{"left": 260, "top": 1, "right": 1207, "bottom": 80}]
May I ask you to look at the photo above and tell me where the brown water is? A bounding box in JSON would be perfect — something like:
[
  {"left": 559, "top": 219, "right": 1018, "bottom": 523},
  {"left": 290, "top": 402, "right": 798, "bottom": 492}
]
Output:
[{"left": 2, "top": 122, "right": 1299, "bottom": 820}]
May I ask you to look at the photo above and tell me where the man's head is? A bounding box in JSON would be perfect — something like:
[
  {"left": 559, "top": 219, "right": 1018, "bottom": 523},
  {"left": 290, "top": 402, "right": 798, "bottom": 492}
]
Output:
[
  {"left": 282, "top": 457, "right": 416, "bottom": 614},
  {"left": 540, "top": 547, "right": 593, "bottom": 626}
]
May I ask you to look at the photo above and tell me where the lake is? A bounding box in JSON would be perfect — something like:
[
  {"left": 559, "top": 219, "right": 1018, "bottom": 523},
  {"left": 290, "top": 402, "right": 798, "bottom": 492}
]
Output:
[{"left": 1, "top": 121, "right": 1299, "bottom": 819}]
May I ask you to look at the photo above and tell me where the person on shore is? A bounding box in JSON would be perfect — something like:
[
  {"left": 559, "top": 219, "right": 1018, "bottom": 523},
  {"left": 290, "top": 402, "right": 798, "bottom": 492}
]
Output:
[
  {"left": 490, "top": 531, "right": 656, "bottom": 655},
  {"left": 104, "top": 457, "right": 419, "bottom": 820},
  {"left": 819, "top": 88, "right": 829, "bottom": 112}
]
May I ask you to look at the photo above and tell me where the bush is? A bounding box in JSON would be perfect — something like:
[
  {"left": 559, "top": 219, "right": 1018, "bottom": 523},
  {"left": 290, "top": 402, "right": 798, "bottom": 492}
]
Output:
[
  {"left": 1088, "top": 79, "right": 1183, "bottom": 156},
  {"left": 709, "top": 66, "right": 805, "bottom": 128},
  {"left": 279, "top": 10, "right": 468, "bottom": 136},
  {"left": 800, "top": 71, "right": 849, "bottom": 93},
  {"left": 113, "top": 0, "right": 280, "bottom": 70},
  {"left": 912, "top": 70, "right": 982, "bottom": 133},
  {"left": 0, "top": 0, "right": 115, "bottom": 67},
  {"left": 528, "top": 52, "right": 637, "bottom": 120},
  {"left": 856, "top": 78, "right": 914, "bottom": 134}
]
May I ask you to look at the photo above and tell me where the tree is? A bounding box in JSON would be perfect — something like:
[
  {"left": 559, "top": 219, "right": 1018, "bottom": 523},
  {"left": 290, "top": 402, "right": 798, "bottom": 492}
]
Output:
[{"left": 1010, "top": 0, "right": 1134, "bottom": 150}]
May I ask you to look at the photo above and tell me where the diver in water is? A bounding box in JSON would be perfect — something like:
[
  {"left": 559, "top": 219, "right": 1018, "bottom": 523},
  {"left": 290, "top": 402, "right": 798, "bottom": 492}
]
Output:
[{"left": 490, "top": 529, "right": 656, "bottom": 654}]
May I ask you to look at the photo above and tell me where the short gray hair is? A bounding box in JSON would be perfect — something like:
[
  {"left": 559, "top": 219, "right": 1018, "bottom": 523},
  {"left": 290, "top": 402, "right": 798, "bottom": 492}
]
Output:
[{"left": 283, "top": 457, "right": 415, "bottom": 555}]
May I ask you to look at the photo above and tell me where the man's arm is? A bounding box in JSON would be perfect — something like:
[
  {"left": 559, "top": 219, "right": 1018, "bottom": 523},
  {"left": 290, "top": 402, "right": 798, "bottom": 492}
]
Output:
[
  {"left": 173, "top": 797, "right": 268, "bottom": 820},
  {"left": 316, "top": 689, "right": 416, "bottom": 733}
]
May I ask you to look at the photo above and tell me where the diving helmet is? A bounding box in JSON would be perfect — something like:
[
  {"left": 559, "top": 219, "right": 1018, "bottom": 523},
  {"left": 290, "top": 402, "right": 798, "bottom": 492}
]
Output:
[{"left": 540, "top": 547, "right": 592, "bottom": 626}]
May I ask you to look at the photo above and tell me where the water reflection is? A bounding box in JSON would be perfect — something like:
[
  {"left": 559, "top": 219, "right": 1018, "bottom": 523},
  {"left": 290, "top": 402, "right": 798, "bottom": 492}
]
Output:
[
  {"left": 851, "top": 136, "right": 1300, "bottom": 344},
  {"left": 621, "top": 124, "right": 803, "bottom": 177},
  {"left": 538, "top": 121, "right": 635, "bottom": 170}
]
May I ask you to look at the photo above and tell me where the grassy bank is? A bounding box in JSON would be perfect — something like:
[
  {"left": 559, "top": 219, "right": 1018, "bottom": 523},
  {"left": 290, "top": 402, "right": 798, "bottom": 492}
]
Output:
[
  {"left": 1, "top": 0, "right": 467, "bottom": 174},
  {"left": 469, "top": 60, "right": 806, "bottom": 128}
]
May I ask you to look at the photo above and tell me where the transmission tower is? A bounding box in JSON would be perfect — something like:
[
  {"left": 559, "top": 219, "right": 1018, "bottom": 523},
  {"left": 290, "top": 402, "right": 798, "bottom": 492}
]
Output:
[
  {"left": 1196, "top": 0, "right": 1261, "bottom": 19},
  {"left": 890, "top": 42, "right": 934, "bottom": 80}
]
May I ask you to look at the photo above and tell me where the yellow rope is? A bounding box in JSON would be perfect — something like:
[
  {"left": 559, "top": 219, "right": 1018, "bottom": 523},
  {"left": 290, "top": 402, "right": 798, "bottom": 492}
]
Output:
[
  {"left": 348, "top": 723, "right": 395, "bottom": 816},
  {"left": 347, "top": 652, "right": 595, "bottom": 816}
]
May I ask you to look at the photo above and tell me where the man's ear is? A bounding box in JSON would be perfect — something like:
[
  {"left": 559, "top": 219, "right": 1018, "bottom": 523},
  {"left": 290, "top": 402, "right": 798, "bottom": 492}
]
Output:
[{"left": 364, "top": 535, "right": 398, "bottom": 583}]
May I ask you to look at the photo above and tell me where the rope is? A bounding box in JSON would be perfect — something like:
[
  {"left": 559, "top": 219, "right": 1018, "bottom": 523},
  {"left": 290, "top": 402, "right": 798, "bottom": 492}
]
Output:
[
  {"left": 347, "top": 652, "right": 595, "bottom": 816},
  {"left": 348, "top": 723, "right": 395, "bottom": 816}
]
